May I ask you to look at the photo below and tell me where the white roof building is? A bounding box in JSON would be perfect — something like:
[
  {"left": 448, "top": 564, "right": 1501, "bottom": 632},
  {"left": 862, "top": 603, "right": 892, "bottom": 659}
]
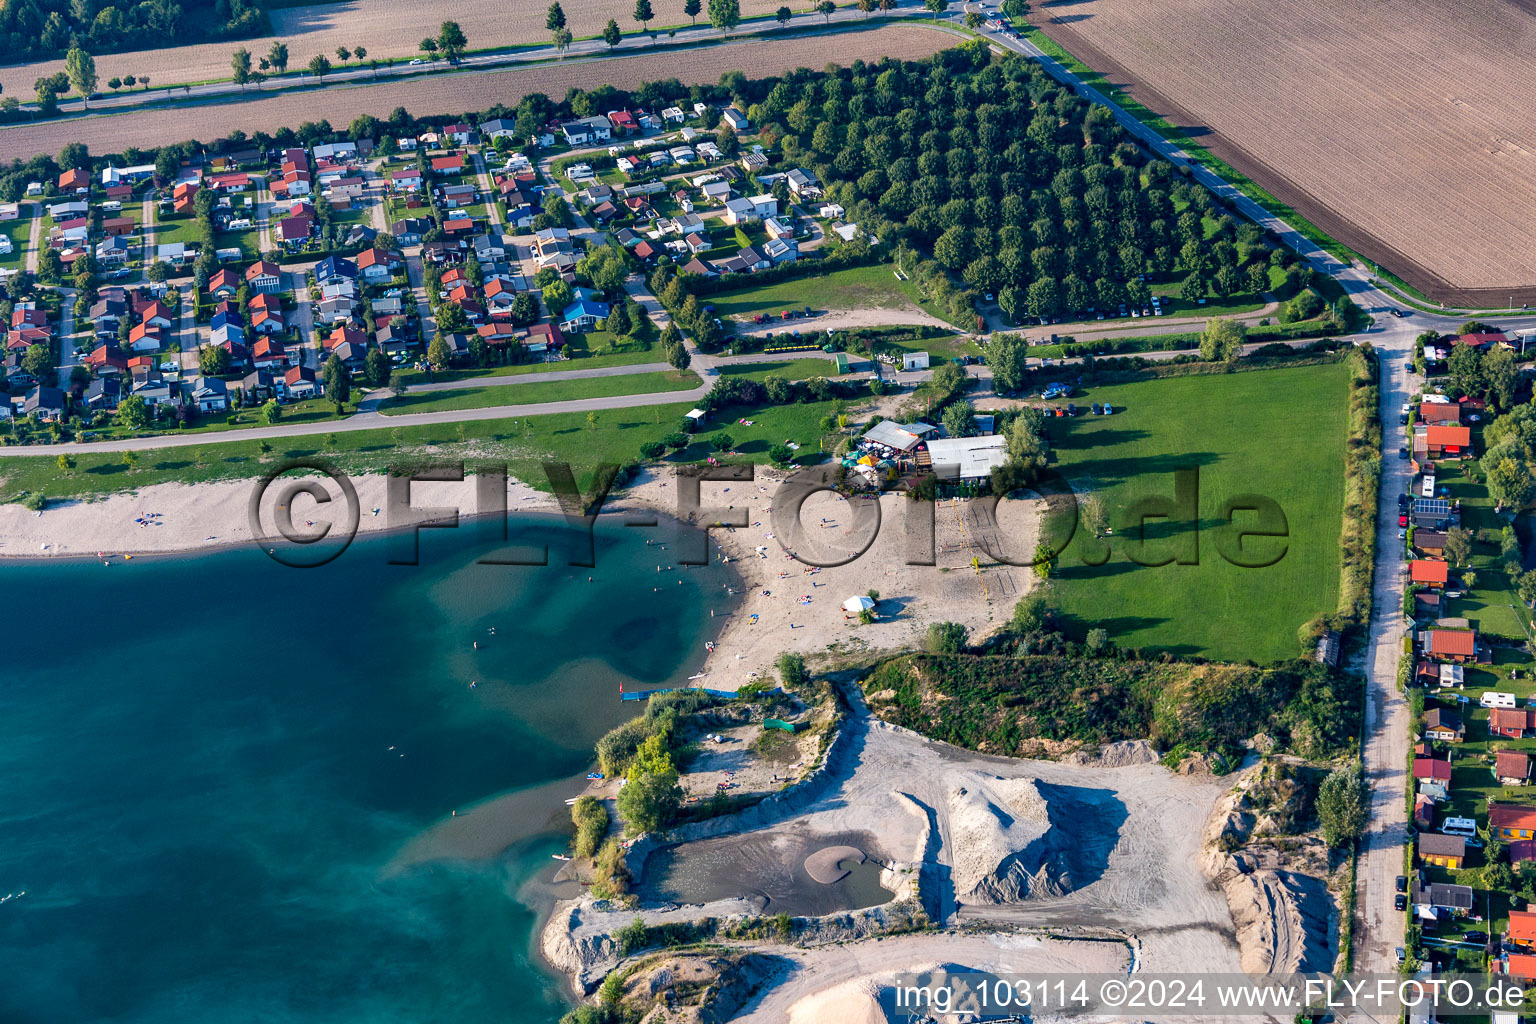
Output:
[{"left": 926, "top": 436, "right": 1009, "bottom": 482}]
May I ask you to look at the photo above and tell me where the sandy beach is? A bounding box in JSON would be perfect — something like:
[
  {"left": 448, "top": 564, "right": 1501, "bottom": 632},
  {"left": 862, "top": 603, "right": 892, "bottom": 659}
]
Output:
[{"left": 2, "top": 466, "right": 1037, "bottom": 693}]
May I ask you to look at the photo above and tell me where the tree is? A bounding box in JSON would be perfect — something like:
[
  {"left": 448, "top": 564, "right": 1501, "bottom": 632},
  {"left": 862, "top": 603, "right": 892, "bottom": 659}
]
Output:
[
  {"left": 437, "top": 20, "right": 468, "bottom": 60},
  {"left": 616, "top": 736, "right": 682, "bottom": 834},
  {"left": 21, "top": 343, "right": 52, "bottom": 381},
  {"left": 1315, "top": 764, "right": 1367, "bottom": 848},
  {"left": 1085, "top": 627, "right": 1111, "bottom": 652},
  {"left": 769, "top": 442, "right": 794, "bottom": 466},
  {"left": 986, "top": 332, "right": 1029, "bottom": 394},
  {"left": 427, "top": 335, "right": 453, "bottom": 370},
  {"left": 708, "top": 0, "right": 741, "bottom": 32},
  {"left": 107, "top": 77, "right": 121, "bottom": 93},
  {"left": 336, "top": 46, "right": 351, "bottom": 63},
  {"left": 776, "top": 652, "right": 808, "bottom": 688},
  {"left": 420, "top": 37, "right": 439, "bottom": 58},
  {"left": 926, "top": 621, "right": 968, "bottom": 655},
  {"left": 552, "top": 27, "right": 574, "bottom": 55},
  {"left": 198, "top": 343, "right": 230, "bottom": 377},
  {"left": 267, "top": 42, "right": 289, "bottom": 74},
  {"left": 1444, "top": 526, "right": 1473, "bottom": 567},
  {"left": 1484, "top": 345, "right": 1517, "bottom": 410},
  {"left": 262, "top": 399, "right": 282, "bottom": 425},
  {"left": 634, "top": 0, "right": 654, "bottom": 30},
  {"left": 146, "top": 260, "right": 168, "bottom": 283},
  {"left": 307, "top": 54, "right": 332, "bottom": 81},
  {"left": 710, "top": 432, "right": 734, "bottom": 452},
  {"left": 546, "top": 2, "right": 567, "bottom": 31},
  {"left": 942, "top": 400, "right": 976, "bottom": 438},
  {"left": 1448, "top": 341, "right": 1482, "bottom": 398},
  {"left": 1198, "top": 317, "right": 1246, "bottom": 362},
  {"left": 965, "top": 10, "right": 983, "bottom": 28},
  {"left": 816, "top": 0, "right": 836, "bottom": 22},
  {"left": 364, "top": 347, "right": 391, "bottom": 387},
  {"left": 666, "top": 338, "right": 691, "bottom": 370},
  {"left": 65, "top": 46, "right": 97, "bottom": 106},
  {"left": 322, "top": 354, "right": 350, "bottom": 410},
  {"left": 354, "top": 45, "right": 367, "bottom": 61},
  {"left": 1012, "top": 593, "right": 1047, "bottom": 633},
  {"left": 685, "top": 0, "right": 702, "bottom": 23},
  {"left": 603, "top": 18, "right": 622, "bottom": 47},
  {"left": 857, "top": 0, "right": 874, "bottom": 15},
  {"left": 117, "top": 395, "right": 149, "bottom": 430},
  {"left": 231, "top": 47, "right": 253, "bottom": 89},
  {"left": 1081, "top": 492, "right": 1108, "bottom": 537},
  {"left": 925, "top": 0, "right": 948, "bottom": 17}
]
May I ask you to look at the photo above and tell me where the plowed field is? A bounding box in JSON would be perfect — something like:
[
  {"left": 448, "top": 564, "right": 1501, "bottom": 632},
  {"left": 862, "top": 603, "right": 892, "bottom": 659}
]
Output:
[{"left": 1034, "top": 0, "right": 1536, "bottom": 303}]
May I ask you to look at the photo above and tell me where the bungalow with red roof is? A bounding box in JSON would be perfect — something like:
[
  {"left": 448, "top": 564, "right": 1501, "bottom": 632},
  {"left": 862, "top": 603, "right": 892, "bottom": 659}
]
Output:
[
  {"left": 1419, "top": 402, "right": 1461, "bottom": 425},
  {"left": 1490, "top": 708, "right": 1536, "bottom": 740},
  {"left": 1426, "top": 424, "right": 1472, "bottom": 459},
  {"left": 484, "top": 278, "right": 517, "bottom": 310},
  {"left": 1491, "top": 803, "right": 1536, "bottom": 840},
  {"left": 1411, "top": 559, "right": 1449, "bottom": 588},
  {"left": 1499, "top": 954, "right": 1536, "bottom": 981},
  {"left": 524, "top": 322, "right": 565, "bottom": 354},
  {"left": 324, "top": 325, "right": 366, "bottom": 352},
  {"left": 102, "top": 217, "right": 136, "bottom": 237},
  {"left": 283, "top": 364, "right": 320, "bottom": 398},
  {"left": 207, "top": 269, "right": 240, "bottom": 298},
  {"left": 251, "top": 337, "right": 288, "bottom": 369},
  {"left": 1509, "top": 910, "right": 1536, "bottom": 949},
  {"left": 127, "top": 322, "right": 162, "bottom": 352},
  {"left": 1413, "top": 757, "right": 1452, "bottom": 782},
  {"left": 140, "top": 301, "right": 173, "bottom": 329},
  {"left": 58, "top": 168, "right": 89, "bottom": 193},
  {"left": 356, "top": 247, "right": 404, "bottom": 282},
  {"left": 246, "top": 260, "right": 283, "bottom": 293},
  {"left": 1423, "top": 628, "right": 1478, "bottom": 663},
  {"left": 431, "top": 153, "right": 465, "bottom": 176},
  {"left": 251, "top": 307, "right": 285, "bottom": 335},
  {"left": 1457, "top": 332, "right": 1507, "bottom": 349},
  {"left": 391, "top": 168, "right": 423, "bottom": 192},
  {"left": 1497, "top": 751, "right": 1532, "bottom": 786},
  {"left": 85, "top": 344, "right": 128, "bottom": 375}
]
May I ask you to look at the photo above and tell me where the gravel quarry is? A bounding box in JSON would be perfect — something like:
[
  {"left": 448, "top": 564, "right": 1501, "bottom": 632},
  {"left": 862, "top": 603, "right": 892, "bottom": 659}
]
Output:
[{"left": 544, "top": 699, "right": 1258, "bottom": 992}]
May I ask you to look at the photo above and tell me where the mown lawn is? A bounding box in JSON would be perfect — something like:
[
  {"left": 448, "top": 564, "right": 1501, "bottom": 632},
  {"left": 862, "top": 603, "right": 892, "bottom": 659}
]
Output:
[
  {"left": 378, "top": 370, "right": 699, "bottom": 415},
  {"left": 398, "top": 346, "right": 662, "bottom": 385},
  {"left": 1042, "top": 362, "right": 1351, "bottom": 663},
  {"left": 1, "top": 395, "right": 838, "bottom": 506},
  {"left": 0, "top": 214, "right": 33, "bottom": 267},
  {"left": 718, "top": 358, "right": 838, "bottom": 382},
  {"left": 705, "top": 264, "right": 922, "bottom": 319}
]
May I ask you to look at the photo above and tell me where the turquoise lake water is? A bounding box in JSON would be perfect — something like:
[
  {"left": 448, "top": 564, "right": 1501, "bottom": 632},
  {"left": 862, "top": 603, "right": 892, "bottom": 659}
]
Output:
[{"left": 0, "top": 517, "right": 729, "bottom": 1024}]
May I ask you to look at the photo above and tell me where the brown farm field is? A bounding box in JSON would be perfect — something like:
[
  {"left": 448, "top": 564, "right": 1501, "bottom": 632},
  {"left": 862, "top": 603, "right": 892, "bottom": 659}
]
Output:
[
  {"left": 0, "top": 0, "right": 825, "bottom": 101},
  {"left": 0, "top": 26, "right": 958, "bottom": 162},
  {"left": 1033, "top": 0, "right": 1536, "bottom": 304}
]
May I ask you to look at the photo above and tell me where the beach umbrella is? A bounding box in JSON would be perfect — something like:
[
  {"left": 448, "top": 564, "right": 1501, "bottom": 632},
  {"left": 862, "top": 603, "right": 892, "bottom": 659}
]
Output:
[{"left": 843, "top": 595, "right": 875, "bottom": 614}]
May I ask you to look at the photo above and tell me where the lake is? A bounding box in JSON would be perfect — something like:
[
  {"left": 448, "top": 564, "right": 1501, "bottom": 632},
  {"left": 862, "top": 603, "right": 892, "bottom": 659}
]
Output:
[{"left": 0, "top": 516, "right": 730, "bottom": 1024}]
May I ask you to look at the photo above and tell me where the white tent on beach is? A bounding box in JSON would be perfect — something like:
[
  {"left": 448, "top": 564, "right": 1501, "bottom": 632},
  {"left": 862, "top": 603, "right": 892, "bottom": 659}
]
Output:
[{"left": 843, "top": 595, "right": 876, "bottom": 615}]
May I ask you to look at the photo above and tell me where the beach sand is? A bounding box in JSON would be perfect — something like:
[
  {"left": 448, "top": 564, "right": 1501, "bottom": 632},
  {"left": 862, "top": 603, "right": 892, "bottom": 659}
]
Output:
[{"left": 2, "top": 466, "right": 1038, "bottom": 692}]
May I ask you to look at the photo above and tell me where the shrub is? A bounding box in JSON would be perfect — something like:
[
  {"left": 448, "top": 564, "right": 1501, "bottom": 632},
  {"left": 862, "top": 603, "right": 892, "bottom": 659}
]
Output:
[{"left": 571, "top": 795, "right": 609, "bottom": 859}]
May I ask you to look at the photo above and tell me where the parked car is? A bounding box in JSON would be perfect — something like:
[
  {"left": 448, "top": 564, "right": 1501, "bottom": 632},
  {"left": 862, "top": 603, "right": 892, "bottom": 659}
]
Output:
[
  {"left": 1465, "top": 931, "right": 1488, "bottom": 944},
  {"left": 1399, "top": 446, "right": 1410, "bottom": 460},
  {"left": 1396, "top": 876, "right": 1408, "bottom": 893},
  {"left": 1395, "top": 947, "right": 1406, "bottom": 964},
  {"left": 1395, "top": 894, "right": 1407, "bottom": 911}
]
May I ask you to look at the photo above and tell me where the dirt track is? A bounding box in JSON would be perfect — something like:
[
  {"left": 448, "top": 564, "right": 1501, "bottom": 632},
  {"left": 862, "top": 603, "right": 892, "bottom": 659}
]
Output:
[
  {"left": 0, "top": 26, "right": 955, "bottom": 162},
  {"left": 1032, "top": 0, "right": 1536, "bottom": 304}
]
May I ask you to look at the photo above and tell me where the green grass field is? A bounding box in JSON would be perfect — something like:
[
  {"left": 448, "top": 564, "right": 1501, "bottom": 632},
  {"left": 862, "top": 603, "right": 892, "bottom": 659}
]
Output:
[
  {"left": 398, "top": 346, "right": 661, "bottom": 386},
  {"left": 0, "top": 215, "right": 31, "bottom": 267},
  {"left": 379, "top": 370, "right": 699, "bottom": 415},
  {"left": 706, "top": 264, "right": 922, "bottom": 319},
  {"left": 718, "top": 357, "right": 838, "bottom": 382},
  {"left": 1, "top": 393, "right": 838, "bottom": 506},
  {"left": 1042, "top": 363, "right": 1351, "bottom": 663}
]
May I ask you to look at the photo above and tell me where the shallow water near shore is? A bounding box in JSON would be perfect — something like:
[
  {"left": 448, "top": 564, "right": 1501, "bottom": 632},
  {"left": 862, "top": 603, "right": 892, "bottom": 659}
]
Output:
[{"left": 0, "top": 516, "right": 731, "bottom": 1024}]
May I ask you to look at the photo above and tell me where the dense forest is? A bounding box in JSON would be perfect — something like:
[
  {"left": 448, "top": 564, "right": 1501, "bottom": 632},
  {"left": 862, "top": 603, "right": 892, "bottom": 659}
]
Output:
[
  {"left": 721, "top": 43, "right": 1296, "bottom": 324},
  {"left": 0, "top": 0, "right": 265, "bottom": 64}
]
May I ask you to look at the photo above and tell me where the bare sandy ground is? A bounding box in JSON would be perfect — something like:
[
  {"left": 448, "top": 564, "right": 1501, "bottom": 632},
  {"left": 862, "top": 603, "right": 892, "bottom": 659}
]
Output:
[
  {"left": 736, "top": 932, "right": 1129, "bottom": 1023},
  {"left": 730, "top": 306, "right": 957, "bottom": 338},
  {"left": 619, "top": 468, "right": 1034, "bottom": 692}
]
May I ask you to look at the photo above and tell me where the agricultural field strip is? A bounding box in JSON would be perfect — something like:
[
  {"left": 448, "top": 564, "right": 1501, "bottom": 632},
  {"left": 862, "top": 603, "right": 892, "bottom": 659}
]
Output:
[{"left": 1031, "top": 0, "right": 1536, "bottom": 295}]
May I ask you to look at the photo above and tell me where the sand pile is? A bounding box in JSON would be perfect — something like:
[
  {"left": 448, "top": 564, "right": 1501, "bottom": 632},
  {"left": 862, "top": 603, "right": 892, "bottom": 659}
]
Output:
[
  {"left": 947, "top": 776, "right": 1076, "bottom": 904},
  {"left": 786, "top": 976, "right": 890, "bottom": 1024}
]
